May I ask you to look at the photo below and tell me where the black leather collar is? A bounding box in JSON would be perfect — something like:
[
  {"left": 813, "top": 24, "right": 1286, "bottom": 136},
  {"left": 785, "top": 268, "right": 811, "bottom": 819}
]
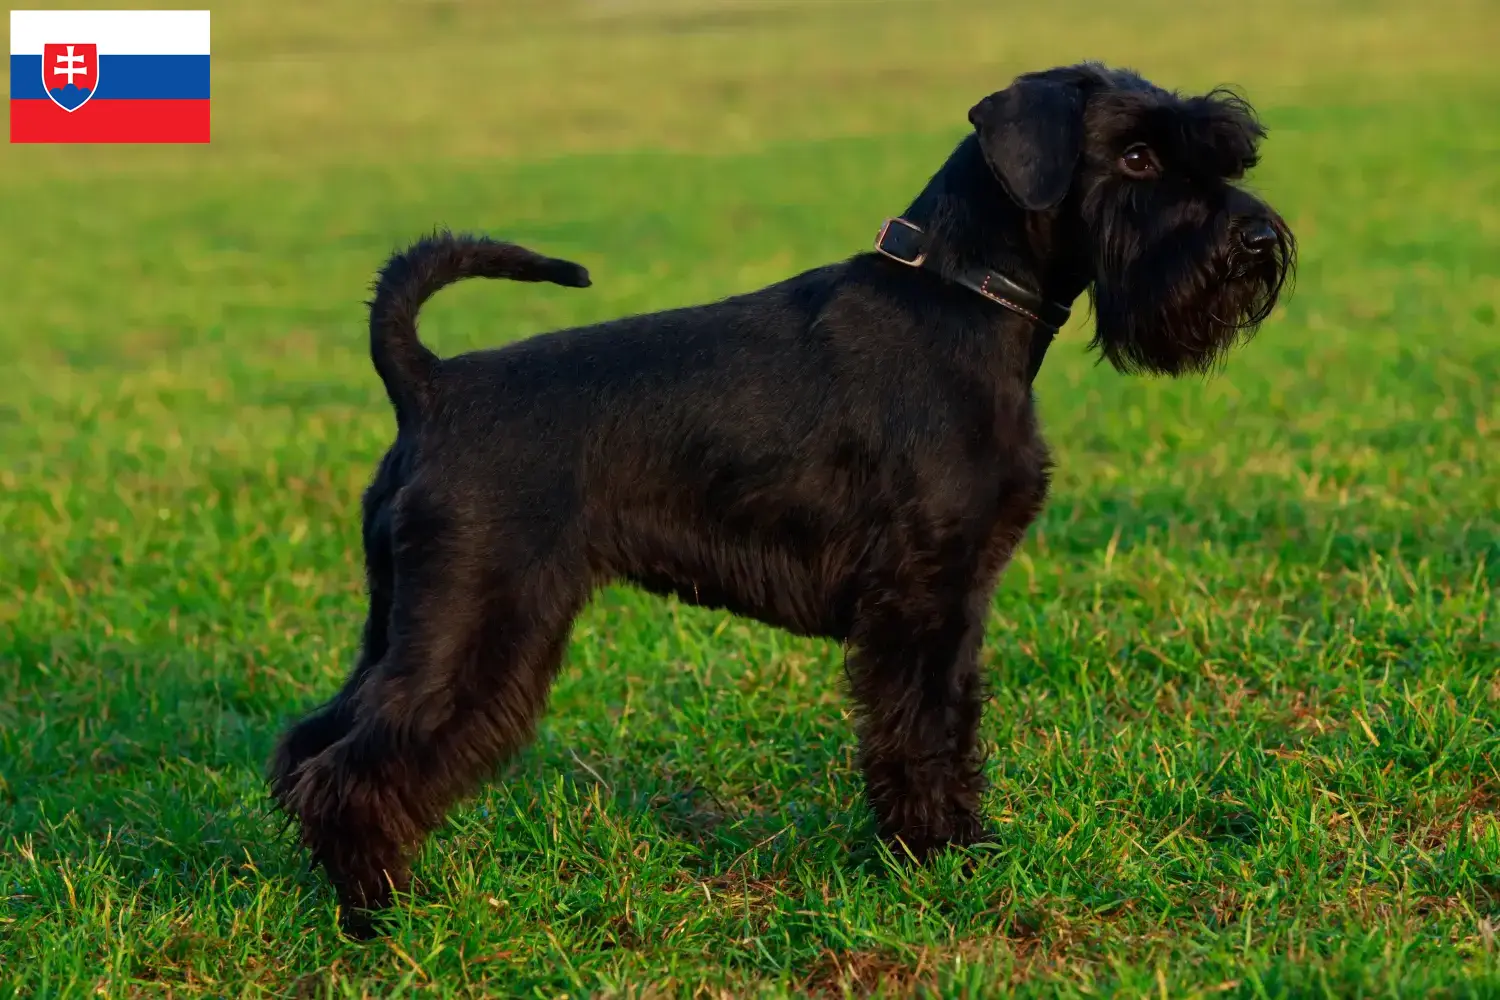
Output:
[{"left": 874, "top": 217, "right": 1070, "bottom": 382}]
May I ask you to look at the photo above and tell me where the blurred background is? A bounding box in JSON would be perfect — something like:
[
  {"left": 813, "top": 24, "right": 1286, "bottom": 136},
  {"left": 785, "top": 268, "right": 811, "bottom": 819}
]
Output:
[{"left": 2, "top": 1, "right": 1498, "bottom": 995}]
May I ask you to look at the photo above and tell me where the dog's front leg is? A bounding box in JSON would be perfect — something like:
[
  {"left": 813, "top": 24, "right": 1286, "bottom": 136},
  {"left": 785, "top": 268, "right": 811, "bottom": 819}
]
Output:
[{"left": 847, "top": 595, "right": 989, "bottom": 860}]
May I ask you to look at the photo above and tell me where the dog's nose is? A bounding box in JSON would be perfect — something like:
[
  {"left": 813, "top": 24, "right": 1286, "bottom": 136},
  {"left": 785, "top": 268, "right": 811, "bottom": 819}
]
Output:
[{"left": 1238, "top": 221, "right": 1279, "bottom": 255}]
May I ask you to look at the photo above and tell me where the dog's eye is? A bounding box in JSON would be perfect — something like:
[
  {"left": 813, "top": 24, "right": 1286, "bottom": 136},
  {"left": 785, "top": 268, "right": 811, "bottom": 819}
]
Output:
[{"left": 1119, "top": 144, "right": 1161, "bottom": 179}]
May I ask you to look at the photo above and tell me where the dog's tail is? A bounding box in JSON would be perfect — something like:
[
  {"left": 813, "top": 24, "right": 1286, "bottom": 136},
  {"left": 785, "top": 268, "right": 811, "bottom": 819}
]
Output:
[{"left": 368, "top": 230, "right": 591, "bottom": 422}]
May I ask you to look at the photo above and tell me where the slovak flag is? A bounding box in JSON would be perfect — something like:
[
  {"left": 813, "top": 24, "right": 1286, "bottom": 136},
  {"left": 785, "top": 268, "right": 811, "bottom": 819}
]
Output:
[{"left": 10, "top": 9, "right": 210, "bottom": 143}]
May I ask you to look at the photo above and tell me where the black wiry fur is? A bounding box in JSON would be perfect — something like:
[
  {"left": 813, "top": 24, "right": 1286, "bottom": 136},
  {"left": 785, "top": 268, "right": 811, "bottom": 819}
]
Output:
[{"left": 268, "top": 63, "right": 1294, "bottom": 935}]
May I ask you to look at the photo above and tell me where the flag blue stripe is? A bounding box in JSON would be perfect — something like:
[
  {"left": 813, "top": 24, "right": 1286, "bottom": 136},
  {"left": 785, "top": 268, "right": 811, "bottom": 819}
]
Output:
[{"left": 10, "top": 54, "right": 210, "bottom": 100}]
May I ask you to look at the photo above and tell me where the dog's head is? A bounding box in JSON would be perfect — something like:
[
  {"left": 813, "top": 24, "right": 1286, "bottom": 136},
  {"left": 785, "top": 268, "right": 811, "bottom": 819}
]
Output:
[{"left": 968, "top": 63, "right": 1295, "bottom": 375}]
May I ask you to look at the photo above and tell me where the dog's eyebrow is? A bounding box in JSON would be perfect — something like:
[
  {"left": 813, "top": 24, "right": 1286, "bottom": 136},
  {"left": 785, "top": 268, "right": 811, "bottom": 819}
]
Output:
[{"left": 1153, "top": 111, "right": 1261, "bottom": 180}]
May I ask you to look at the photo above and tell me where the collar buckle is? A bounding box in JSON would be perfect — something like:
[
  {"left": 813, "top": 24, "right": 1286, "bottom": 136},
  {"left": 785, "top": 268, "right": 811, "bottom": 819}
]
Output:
[{"left": 874, "top": 217, "right": 927, "bottom": 267}]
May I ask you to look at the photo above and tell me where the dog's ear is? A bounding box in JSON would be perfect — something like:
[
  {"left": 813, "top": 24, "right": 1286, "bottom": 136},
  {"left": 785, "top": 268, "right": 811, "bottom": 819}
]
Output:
[{"left": 968, "top": 75, "right": 1086, "bottom": 211}]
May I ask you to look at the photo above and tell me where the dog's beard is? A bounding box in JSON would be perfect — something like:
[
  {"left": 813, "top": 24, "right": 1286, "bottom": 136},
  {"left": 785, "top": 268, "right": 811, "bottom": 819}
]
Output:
[{"left": 1088, "top": 216, "right": 1294, "bottom": 377}]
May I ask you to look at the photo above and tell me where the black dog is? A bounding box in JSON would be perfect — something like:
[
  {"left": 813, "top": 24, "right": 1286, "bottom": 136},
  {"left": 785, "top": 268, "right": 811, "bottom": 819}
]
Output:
[{"left": 269, "top": 62, "right": 1293, "bottom": 932}]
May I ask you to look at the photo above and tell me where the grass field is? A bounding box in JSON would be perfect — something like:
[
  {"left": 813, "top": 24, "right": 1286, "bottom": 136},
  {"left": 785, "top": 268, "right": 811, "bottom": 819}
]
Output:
[{"left": 3, "top": 0, "right": 1499, "bottom": 995}]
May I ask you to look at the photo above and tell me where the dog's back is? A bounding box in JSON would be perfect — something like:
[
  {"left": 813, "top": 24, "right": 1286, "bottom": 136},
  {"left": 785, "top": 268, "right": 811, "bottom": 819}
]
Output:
[{"left": 371, "top": 239, "right": 1033, "bottom": 641}]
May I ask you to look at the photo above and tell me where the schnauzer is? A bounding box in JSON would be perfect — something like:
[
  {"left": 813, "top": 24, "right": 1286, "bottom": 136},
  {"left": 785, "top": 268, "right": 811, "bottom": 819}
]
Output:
[{"left": 269, "top": 61, "right": 1293, "bottom": 933}]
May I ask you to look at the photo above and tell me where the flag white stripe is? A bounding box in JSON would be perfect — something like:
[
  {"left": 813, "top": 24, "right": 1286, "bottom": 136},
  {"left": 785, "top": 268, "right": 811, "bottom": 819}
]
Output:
[{"left": 10, "top": 10, "right": 210, "bottom": 55}]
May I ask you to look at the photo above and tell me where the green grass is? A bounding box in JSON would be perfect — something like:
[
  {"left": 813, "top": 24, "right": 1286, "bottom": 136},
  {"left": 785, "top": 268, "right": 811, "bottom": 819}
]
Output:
[{"left": 2, "top": 0, "right": 1499, "bottom": 995}]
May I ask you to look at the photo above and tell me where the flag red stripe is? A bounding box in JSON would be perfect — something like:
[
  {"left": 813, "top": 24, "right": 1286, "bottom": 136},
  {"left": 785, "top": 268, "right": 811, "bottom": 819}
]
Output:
[{"left": 10, "top": 99, "right": 209, "bottom": 143}]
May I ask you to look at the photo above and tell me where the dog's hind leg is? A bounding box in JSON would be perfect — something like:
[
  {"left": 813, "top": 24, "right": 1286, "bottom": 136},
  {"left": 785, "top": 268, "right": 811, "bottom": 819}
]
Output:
[
  {"left": 282, "top": 502, "right": 584, "bottom": 933},
  {"left": 269, "top": 464, "right": 400, "bottom": 809},
  {"left": 846, "top": 577, "right": 991, "bottom": 861}
]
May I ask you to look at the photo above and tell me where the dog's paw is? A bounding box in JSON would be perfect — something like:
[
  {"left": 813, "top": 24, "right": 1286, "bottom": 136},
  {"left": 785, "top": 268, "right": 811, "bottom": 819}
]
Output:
[
  {"left": 880, "top": 806, "right": 993, "bottom": 864},
  {"left": 337, "top": 904, "right": 385, "bottom": 941}
]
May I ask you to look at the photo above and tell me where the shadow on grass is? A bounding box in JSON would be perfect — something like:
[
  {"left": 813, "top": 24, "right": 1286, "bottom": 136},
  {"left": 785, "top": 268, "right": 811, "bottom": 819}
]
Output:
[{"left": 1, "top": 643, "right": 877, "bottom": 926}]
